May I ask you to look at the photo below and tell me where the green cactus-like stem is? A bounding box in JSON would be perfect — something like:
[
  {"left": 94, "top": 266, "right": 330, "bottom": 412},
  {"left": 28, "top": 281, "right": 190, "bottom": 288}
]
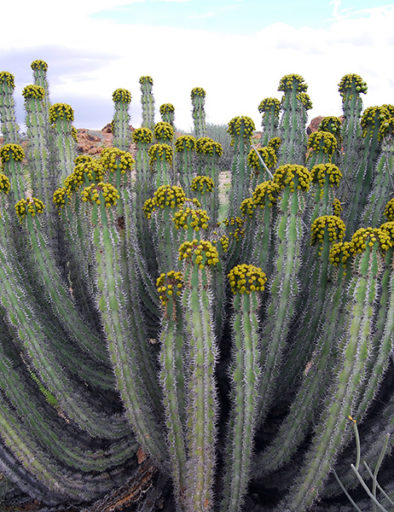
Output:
[
  {"left": 180, "top": 244, "right": 218, "bottom": 512},
  {"left": 31, "top": 60, "right": 51, "bottom": 129},
  {"left": 152, "top": 207, "right": 182, "bottom": 273},
  {"left": 191, "top": 89, "right": 207, "bottom": 139},
  {"left": 50, "top": 112, "right": 76, "bottom": 184},
  {"left": 176, "top": 136, "right": 196, "bottom": 194},
  {"left": 257, "top": 176, "right": 308, "bottom": 426},
  {"left": 259, "top": 98, "right": 280, "bottom": 146},
  {"left": 251, "top": 202, "right": 277, "bottom": 279},
  {"left": 150, "top": 145, "right": 174, "bottom": 188},
  {"left": 221, "top": 287, "right": 263, "bottom": 512},
  {"left": 0, "top": 73, "right": 20, "bottom": 144},
  {"left": 158, "top": 285, "right": 187, "bottom": 511},
  {"left": 345, "top": 106, "right": 389, "bottom": 234},
  {"left": 306, "top": 131, "right": 338, "bottom": 169},
  {"left": 140, "top": 76, "right": 155, "bottom": 130},
  {"left": 112, "top": 89, "right": 131, "bottom": 151},
  {"left": 89, "top": 193, "right": 167, "bottom": 466},
  {"left": 284, "top": 237, "right": 386, "bottom": 512}
]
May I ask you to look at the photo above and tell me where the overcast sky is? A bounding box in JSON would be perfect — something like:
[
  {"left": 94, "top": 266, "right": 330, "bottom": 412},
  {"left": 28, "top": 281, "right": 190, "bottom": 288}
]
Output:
[{"left": 1, "top": 0, "right": 393, "bottom": 132}]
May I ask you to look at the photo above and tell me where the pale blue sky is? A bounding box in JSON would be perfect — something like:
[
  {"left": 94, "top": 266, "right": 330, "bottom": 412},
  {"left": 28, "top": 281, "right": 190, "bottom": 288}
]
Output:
[{"left": 1, "top": 0, "right": 393, "bottom": 131}]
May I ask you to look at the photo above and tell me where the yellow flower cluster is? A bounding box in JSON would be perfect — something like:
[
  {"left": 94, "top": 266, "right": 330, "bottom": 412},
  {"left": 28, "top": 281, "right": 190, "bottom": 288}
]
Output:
[
  {"left": 49, "top": 103, "right": 74, "bottom": 124},
  {"left": 0, "top": 173, "right": 10, "bottom": 194},
  {"left": 227, "top": 116, "right": 256, "bottom": 142},
  {"left": 278, "top": 74, "right": 308, "bottom": 93},
  {"left": 222, "top": 216, "right": 245, "bottom": 241},
  {"left": 191, "top": 87, "right": 206, "bottom": 98},
  {"left": 81, "top": 182, "right": 120, "bottom": 208},
  {"left": 191, "top": 175, "right": 214, "bottom": 194},
  {"left": 143, "top": 198, "right": 156, "bottom": 219},
  {"left": 154, "top": 122, "right": 174, "bottom": 142},
  {"left": 297, "top": 92, "right": 312, "bottom": 110},
  {"left": 381, "top": 104, "right": 394, "bottom": 117},
  {"left": 71, "top": 126, "right": 78, "bottom": 143},
  {"left": 310, "top": 216, "right": 346, "bottom": 250},
  {"left": 132, "top": 128, "right": 153, "bottom": 144},
  {"left": 75, "top": 155, "right": 93, "bottom": 165},
  {"left": 156, "top": 270, "right": 184, "bottom": 305},
  {"left": 100, "top": 147, "right": 135, "bottom": 174},
  {"left": 258, "top": 97, "right": 280, "bottom": 114},
  {"left": 240, "top": 197, "right": 256, "bottom": 218},
  {"left": 338, "top": 74, "right": 367, "bottom": 96},
  {"left": 332, "top": 198, "right": 343, "bottom": 217},
  {"left": 112, "top": 88, "right": 132, "bottom": 103},
  {"left": 273, "top": 164, "right": 312, "bottom": 192},
  {"left": 196, "top": 137, "right": 223, "bottom": 157},
  {"left": 329, "top": 241, "right": 354, "bottom": 266},
  {"left": 175, "top": 135, "right": 197, "bottom": 152},
  {"left": 173, "top": 207, "right": 209, "bottom": 231},
  {"left": 22, "top": 85, "right": 45, "bottom": 100},
  {"left": 361, "top": 106, "right": 390, "bottom": 138},
  {"left": 159, "top": 103, "right": 175, "bottom": 114},
  {"left": 139, "top": 76, "right": 153, "bottom": 85},
  {"left": 71, "top": 161, "right": 105, "bottom": 190},
  {"left": 212, "top": 234, "right": 230, "bottom": 253},
  {"left": 31, "top": 60, "right": 48, "bottom": 72},
  {"left": 184, "top": 197, "right": 201, "bottom": 208},
  {"left": 252, "top": 181, "right": 281, "bottom": 207},
  {"left": 15, "top": 197, "right": 45, "bottom": 221},
  {"left": 351, "top": 227, "right": 391, "bottom": 254},
  {"left": 268, "top": 136, "right": 281, "bottom": 153},
  {"left": 311, "top": 163, "right": 342, "bottom": 189},
  {"left": 53, "top": 187, "right": 68, "bottom": 211},
  {"left": 384, "top": 198, "right": 394, "bottom": 221},
  {"left": 148, "top": 143, "right": 173, "bottom": 165},
  {"left": 178, "top": 239, "right": 219, "bottom": 268},
  {"left": 228, "top": 264, "right": 267, "bottom": 294},
  {"left": 0, "top": 144, "right": 25, "bottom": 162},
  {"left": 0, "top": 72, "right": 15, "bottom": 88},
  {"left": 378, "top": 117, "right": 394, "bottom": 140},
  {"left": 380, "top": 221, "right": 394, "bottom": 243},
  {"left": 153, "top": 185, "right": 186, "bottom": 209},
  {"left": 318, "top": 117, "right": 342, "bottom": 135},
  {"left": 247, "top": 146, "right": 277, "bottom": 170},
  {"left": 307, "top": 131, "right": 337, "bottom": 155}
]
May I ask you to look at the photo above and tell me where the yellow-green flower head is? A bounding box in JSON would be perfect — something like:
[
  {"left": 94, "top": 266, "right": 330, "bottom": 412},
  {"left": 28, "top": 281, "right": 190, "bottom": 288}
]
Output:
[
  {"left": 72, "top": 161, "right": 105, "bottom": 189},
  {"left": 184, "top": 197, "right": 202, "bottom": 208},
  {"left": 211, "top": 231, "right": 230, "bottom": 253},
  {"left": 332, "top": 198, "right": 343, "bottom": 216},
  {"left": 318, "top": 117, "right": 342, "bottom": 136},
  {"left": 383, "top": 198, "right": 394, "bottom": 221},
  {"left": 22, "top": 84, "right": 45, "bottom": 100},
  {"left": 379, "top": 221, "right": 394, "bottom": 243},
  {"left": 143, "top": 197, "right": 156, "bottom": 219},
  {"left": 0, "top": 72, "right": 15, "bottom": 89},
  {"left": 228, "top": 116, "right": 255, "bottom": 142},
  {"left": 310, "top": 215, "right": 346, "bottom": 248},
  {"left": 49, "top": 103, "right": 74, "bottom": 124},
  {"left": 273, "top": 164, "right": 312, "bottom": 192},
  {"left": 297, "top": 92, "right": 312, "bottom": 110},
  {"left": 0, "top": 144, "right": 25, "bottom": 163},
  {"left": 156, "top": 270, "right": 184, "bottom": 306},
  {"left": 361, "top": 106, "right": 390, "bottom": 138},
  {"left": 154, "top": 121, "right": 174, "bottom": 142},
  {"left": 247, "top": 146, "right": 277, "bottom": 170},
  {"left": 71, "top": 126, "right": 78, "bottom": 143},
  {"left": 378, "top": 117, "right": 394, "bottom": 140},
  {"left": 338, "top": 74, "right": 367, "bottom": 96},
  {"left": 100, "top": 147, "right": 135, "bottom": 174},
  {"left": 179, "top": 239, "right": 219, "bottom": 268},
  {"left": 191, "top": 87, "right": 206, "bottom": 98},
  {"left": 258, "top": 97, "right": 280, "bottom": 115},
  {"left": 228, "top": 264, "right": 267, "bottom": 294},
  {"left": 139, "top": 76, "right": 153, "bottom": 85},
  {"left": 148, "top": 143, "right": 173, "bottom": 165},
  {"left": 175, "top": 135, "right": 197, "bottom": 152},
  {"left": 173, "top": 207, "right": 210, "bottom": 231},
  {"left": 15, "top": 197, "right": 45, "bottom": 221},
  {"left": 351, "top": 227, "right": 392, "bottom": 255},
  {"left": 240, "top": 197, "right": 256, "bottom": 218},
  {"left": 112, "top": 88, "right": 131, "bottom": 104},
  {"left": 196, "top": 137, "right": 223, "bottom": 157},
  {"left": 0, "top": 173, "right": 10, "bottom": 194},
  {"left": 278, "top": 74, "right": 308, "bottom": 93},
  {"left": 329, "top": 241, "right": 354, "bottom": 266},
  {"left": 74, "top": 155, "right": 94, "bottom": 165},
  {"left": 268, "top": 136, "right": 282, "bottom": 154},
  {"left": 381, "top": 104, "right": 394, "bottom": 117},
  {"left": 64, "top": 174, "right": 80, "bottom": 194},
  {"left": 132, "top": 127, "right": 153, "bottom": 144},
  {"left": 159, "top": 103, "right": 175, "bottom": 115},
  {"left": 191, "top": 175, "right": 214, "bottom": 194},
  {"left": 53, "top": 187, "right": 69, "bottom": 211},
  {"left": 31, "top": 60, "right": 48, "bottom": 72},
  {"left": 153, "top": 184, "right": 186, "bottom": 209},
  {"left": 222, "top": 216, "right": 245, "bottom": 241},
  {"left": 252, "top": 181, "right": 281, "bottom": 207},
  {"left": 311, "top": 163, "right": 342, "bottom": 188},
  {"left": 307, "top": 131, "right": 337, "bottom": 156},
  {"left": 81, "top": 182, "right": 120, "bottom": 208}
]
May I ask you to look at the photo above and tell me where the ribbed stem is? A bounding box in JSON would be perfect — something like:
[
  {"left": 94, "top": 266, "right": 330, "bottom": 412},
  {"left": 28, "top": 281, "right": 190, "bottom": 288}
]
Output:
[{"left": 0, "top": 76, "right": 20, "bottom": 143}]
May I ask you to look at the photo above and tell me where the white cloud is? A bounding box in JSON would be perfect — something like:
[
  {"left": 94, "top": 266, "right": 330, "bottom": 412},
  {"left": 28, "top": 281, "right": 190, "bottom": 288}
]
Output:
[{"left": 1, "top": 3, "right": 393, "bottom": 131}]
